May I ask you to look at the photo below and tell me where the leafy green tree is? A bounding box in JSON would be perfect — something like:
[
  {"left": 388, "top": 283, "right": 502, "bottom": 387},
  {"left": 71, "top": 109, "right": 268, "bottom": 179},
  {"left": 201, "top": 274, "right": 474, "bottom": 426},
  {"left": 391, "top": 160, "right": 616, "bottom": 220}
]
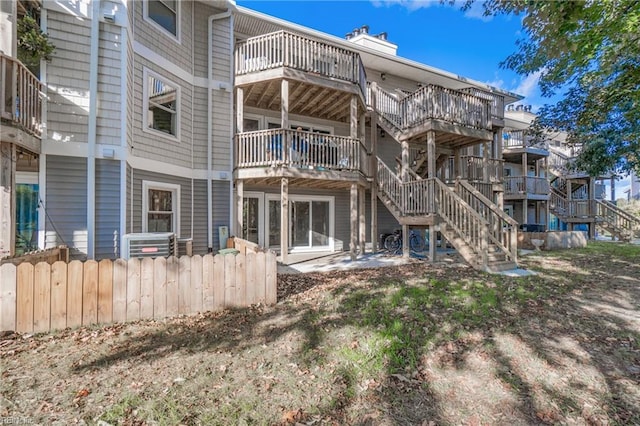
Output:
[
  {"left": 467, "top": 0, "right": 640, "bottom": 176},
  {"left": 17, "top": 14, "right": 55, "bottom": 76}
]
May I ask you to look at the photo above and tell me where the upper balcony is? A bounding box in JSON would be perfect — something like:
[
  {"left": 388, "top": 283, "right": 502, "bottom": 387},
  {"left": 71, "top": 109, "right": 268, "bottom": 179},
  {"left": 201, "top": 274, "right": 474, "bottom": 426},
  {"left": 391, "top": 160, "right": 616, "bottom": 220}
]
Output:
[
  {"left": 1, "top": 53, "right": 43, "bottom": 153},
  {"left": 234, "top": 31, "right": 367, "bottom": 122},
  {"left": 368, "top": 82, "right": 494, "bottom": 148},
  {"left": 502, "top": 129, "right": 549, "bottom": 164}
]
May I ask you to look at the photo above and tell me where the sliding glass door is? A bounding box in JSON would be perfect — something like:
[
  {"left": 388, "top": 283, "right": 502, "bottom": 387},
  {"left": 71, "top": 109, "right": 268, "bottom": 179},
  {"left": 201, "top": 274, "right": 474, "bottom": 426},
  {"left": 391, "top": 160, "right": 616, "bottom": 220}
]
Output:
[{"left": 265, "top": 195, "right": 333, "bottom": 252}]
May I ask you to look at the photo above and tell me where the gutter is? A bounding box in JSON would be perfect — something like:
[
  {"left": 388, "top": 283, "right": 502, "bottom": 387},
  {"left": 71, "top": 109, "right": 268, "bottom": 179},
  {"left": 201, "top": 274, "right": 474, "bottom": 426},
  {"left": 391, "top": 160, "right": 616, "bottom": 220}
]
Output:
[
  {"left": 208, "top": 5, "right": 235, "bottom": 251},
  {"left": 87, "top": 0, "right": 101, "bottom": 258}
]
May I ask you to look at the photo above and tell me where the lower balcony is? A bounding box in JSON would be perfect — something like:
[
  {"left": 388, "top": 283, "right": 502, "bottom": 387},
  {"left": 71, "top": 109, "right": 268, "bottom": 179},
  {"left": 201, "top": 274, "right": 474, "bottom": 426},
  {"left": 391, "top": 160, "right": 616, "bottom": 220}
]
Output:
[
  {"left": 234, "top": 128, "right": 370, "bottom": 188},
  {"left": 1, "top": 53, "right": 43, "bottom": 153},
  {"left": 504, "top": 176, "right": 550, "bottom": 200}
]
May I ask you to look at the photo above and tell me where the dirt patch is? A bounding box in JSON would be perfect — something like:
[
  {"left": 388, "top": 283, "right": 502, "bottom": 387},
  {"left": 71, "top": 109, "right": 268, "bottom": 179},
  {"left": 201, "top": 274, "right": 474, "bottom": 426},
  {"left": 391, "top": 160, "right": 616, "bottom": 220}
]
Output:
[{"left": 1, "top": 242, "right": 639, "bottom": 425}]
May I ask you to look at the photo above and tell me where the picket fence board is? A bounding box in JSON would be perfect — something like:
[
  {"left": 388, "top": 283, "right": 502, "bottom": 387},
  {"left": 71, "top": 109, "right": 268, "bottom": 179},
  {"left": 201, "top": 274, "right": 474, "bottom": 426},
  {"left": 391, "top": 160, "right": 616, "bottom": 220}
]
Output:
[
  {"left": 153, "top": 257, "right": 167, "bottom": 319},
  {"left": 33, "top": 263, "right": 51, "bottom": 333},
  {"left": 83, "top": 260, "right": 98, "bottom": 326},
  {"left": 0, "top": 253, "right": 277, "bottom": 333},
  {"left": 112, "top": 259, "right": 127, "bottom": 323},
  {"left": 50, "top": 262, "right": 67, "bottom": 330},
  {"left": 16, "top": 263, "right": 34, "bottom": 333},
  {"left": 98, "top": 260, "right": 113, "bottom": 324},
  {"left": 0, "top": 263, "right": 17, "bottom": 331},
  {"left": 140, "top": 258, "right": 154, "bottom": 320}
]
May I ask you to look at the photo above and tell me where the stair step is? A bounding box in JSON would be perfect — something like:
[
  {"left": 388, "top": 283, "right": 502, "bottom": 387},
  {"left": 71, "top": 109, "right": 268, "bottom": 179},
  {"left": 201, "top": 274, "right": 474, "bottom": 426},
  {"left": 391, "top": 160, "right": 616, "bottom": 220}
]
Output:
[{"left": 484, "top": 261, "right": 519, "bottom": 273}]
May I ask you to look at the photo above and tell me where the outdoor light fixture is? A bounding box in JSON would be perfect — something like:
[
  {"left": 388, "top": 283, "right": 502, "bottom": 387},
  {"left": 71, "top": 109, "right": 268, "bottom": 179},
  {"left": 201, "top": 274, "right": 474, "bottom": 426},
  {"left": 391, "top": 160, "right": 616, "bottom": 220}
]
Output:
[{"left": 381, "top": 73, "right": 387, "bottom": 81}]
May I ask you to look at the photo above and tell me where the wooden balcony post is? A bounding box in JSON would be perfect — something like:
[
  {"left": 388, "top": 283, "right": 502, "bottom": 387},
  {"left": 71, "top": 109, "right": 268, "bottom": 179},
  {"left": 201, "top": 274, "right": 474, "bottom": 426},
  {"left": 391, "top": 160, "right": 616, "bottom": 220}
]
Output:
[
  {"left": 359, "top": 185, "right": 366, "bottom": 254},
  {"left": 401, "top": 140, "right": 409, "bottom": 182},
  {"left": 454, "top": 148, "right": 461, "bottom": 179},
  {"left": 0, "top": 142, "right": 16, "bottom": 258},
  {"left": 281, "top": 79, "right": 289, "bottom": 130},
  {"left": 236, "top": 87, "right": 244, "bottom": 133},
  {"left": 429, "top": 224, "right": 437, "bottom": 263},
  {"left": 370, "top": 89, "right": 379, "bottom": 252},
  {"left": 402, "top": 224, "right": 409, "bottom": 259},
  {"left": 482, "top": 141, "right": 490, "bottom": 183},
  {"left": 280, "top": 178, "right": 289, "bottom": 264},
  {"left": 427, "top": 130, "right": 436, "bottom": 179},
  {"left": 350, "top": 183, "right": 357, "bottom": 261},
  {"left": 235, "top": 180, "right": 243, "bottom": 241},
  {"left": 350, "top": 95, "right": 358, "bottom": 139},
  {"left": 281, "top": 79, "right": 289, "bottom": 164}
]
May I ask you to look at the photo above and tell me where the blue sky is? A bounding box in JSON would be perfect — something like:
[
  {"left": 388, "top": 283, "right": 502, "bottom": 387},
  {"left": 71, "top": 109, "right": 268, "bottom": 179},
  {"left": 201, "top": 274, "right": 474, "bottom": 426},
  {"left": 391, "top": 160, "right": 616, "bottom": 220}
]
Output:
[
  {"left": 236, "top": 0, "right": 631, "bottom": 198},
  {"left": 237, "top": 0, "right": 550, "bottom": 110}
]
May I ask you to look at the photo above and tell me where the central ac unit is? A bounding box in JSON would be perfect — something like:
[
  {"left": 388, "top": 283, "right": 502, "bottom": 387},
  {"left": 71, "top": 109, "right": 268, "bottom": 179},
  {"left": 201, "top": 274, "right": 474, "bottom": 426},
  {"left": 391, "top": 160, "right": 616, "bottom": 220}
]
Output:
[{"left": 122, "top": 232, "right": 176, "bottom": 259}]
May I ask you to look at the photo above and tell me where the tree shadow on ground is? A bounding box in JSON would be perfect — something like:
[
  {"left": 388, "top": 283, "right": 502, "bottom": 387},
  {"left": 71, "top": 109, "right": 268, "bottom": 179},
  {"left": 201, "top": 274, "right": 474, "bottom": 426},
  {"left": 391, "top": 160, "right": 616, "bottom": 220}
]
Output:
[{"left": 66, "top": 244, "right": 640, "bottom": 424}]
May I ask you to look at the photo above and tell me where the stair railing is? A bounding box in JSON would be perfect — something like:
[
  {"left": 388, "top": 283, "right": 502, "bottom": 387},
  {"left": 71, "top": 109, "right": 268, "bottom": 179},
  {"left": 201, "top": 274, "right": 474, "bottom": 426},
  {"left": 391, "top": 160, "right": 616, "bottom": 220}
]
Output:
[
  {"left": 455, "top": 179, "right": 518, "bottom": 262},
  {"left": 433, "top": 178, "right": 490, "bottom": 268},
  {"left": 596, "top": 199, "right": 640, "bottom": 237},
  {"left": 376, "top": 157, "right": 435, "bottom": 216}
]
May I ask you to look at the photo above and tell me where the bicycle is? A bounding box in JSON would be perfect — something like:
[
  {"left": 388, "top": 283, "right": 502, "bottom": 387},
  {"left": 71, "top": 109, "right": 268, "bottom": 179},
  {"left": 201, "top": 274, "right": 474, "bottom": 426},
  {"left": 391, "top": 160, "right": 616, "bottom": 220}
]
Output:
[{"left": 384, "top": 229, "right": 426, "bottom": 254}]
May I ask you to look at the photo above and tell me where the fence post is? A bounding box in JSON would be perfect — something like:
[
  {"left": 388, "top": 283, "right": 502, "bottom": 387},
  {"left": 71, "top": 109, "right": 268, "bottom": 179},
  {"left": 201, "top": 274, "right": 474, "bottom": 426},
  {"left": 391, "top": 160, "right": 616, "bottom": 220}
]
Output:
[{"left": 0, "top": 263, "right": 17, "bottom": 331}]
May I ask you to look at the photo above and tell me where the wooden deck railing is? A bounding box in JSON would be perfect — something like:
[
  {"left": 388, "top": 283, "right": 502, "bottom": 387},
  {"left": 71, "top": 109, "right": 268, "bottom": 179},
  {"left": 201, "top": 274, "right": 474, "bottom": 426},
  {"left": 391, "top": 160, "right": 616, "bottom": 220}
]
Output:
[
  {"left": 235, "top": 31, "right": 367, "bottom": 96},
  {"left": 1, "top": 53, "right": 43, "bottom": 138},
  {"left": 235, "top": 129, "right": 366, "bottom": 174},
  {"left": 434, "top": 178, "right": 489, "bottom": 266},
  {"left": 504, "top": 176, "right": 550, "bottom": 196},
  {"left": 403, "top": 84, "right": 492, "bottom": 130},
  {"left": 550, "top": 188, "right": 595, "bottom": 218},
  {"left": 376, "top": 158, "right": 436, "bottom": 216},
  {"left": 596, "top": 200, "right": 640, "bottom": 236},
  {"left": 455, "top": 180, "right": 518, "bottom": 262},
  {"left": 369, "top": 83, "right": 492, "bottom": 133},
  {"left": 460, "top": 87, "right": 505, "bottom": 124},
  {"left": 459, "top": 156, "right": 503, "bottom": 183},
  {"left": 502, "top": 129, "right": 551, "bottom": 150}
]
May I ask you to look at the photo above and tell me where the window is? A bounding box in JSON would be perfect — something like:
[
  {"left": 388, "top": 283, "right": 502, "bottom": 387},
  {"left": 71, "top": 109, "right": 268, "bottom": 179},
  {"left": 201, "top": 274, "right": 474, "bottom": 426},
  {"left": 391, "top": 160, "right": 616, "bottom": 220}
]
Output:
[
  {"left": 144, "top": 69, "right": 180, "bottom": 140},
  {"left": 145, "top": 0, "right": 178, "bottom": 38},
  {"left": 142, "top": 181, "right": 180, "bottom": 235}
]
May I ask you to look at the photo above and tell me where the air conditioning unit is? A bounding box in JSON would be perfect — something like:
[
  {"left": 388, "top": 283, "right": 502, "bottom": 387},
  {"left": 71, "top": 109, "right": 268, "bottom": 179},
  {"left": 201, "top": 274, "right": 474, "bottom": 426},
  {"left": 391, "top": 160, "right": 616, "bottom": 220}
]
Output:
[{"left": 122, "top": 232, "right": 176, "bottom": 259}]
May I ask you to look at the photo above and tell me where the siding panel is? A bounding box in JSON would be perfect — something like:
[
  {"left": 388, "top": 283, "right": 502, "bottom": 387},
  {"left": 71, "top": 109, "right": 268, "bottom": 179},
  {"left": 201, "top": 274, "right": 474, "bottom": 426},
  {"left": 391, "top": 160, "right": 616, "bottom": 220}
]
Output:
[
  {"left": 45, "top": 156, "right": 88, "bottom": 257},
  {"left": 96, "top": 160, "right": 121, "bottom": 259}
]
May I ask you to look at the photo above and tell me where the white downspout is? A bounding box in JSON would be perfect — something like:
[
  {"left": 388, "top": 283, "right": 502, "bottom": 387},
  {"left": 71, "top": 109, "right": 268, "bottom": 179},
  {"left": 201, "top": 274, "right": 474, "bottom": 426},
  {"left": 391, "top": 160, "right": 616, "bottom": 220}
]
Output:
[
  {"left": 87, "top": 0, "right": 101, "bottom": 259},
  {"left": 208, "top": 7, "right": 233, "bottom": 251}
]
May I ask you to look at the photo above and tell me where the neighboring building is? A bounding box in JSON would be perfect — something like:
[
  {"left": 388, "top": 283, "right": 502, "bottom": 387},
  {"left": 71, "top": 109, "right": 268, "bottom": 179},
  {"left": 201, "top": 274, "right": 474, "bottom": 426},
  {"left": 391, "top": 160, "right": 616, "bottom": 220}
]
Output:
[{"left": 2, "top": 0, "right": 637, "bottom": 268}]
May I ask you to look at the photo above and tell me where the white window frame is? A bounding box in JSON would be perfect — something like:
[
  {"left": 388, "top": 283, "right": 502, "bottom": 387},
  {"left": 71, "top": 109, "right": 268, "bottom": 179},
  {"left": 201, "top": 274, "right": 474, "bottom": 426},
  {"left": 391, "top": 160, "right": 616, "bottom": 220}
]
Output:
[
  {"left": 265, "top": 193, "right": 334, "bottom": 253},
  {"left": 242, "top": 191, "right": 265, "bottom": 247},
  {"left": 142, "top": 180, "right": 181, "bottom": 237},
  {"left": 241, "top": 113, "right": 263, "bottom": 132},
  {"left": 143, "top": 68, "right": 181, "bottom": 142},
  {"left": 143, "top": 0, "right": 181, "bottom": 43},
  {"left": 265, "top": 119, "right": 334, "bottom": 135}
]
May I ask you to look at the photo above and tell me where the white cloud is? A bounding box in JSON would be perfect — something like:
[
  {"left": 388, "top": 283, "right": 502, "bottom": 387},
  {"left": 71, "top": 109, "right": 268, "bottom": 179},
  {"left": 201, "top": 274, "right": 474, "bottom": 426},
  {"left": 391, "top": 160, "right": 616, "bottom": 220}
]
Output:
[
  {"left": 370, "top": 0, "right": 437, "bottom": 11},
  {"left": 462, "top": 1, "right": 493, "bottom": 22},
  {"left": 513, "top": 71, "right": 541, "bottom": 98}
]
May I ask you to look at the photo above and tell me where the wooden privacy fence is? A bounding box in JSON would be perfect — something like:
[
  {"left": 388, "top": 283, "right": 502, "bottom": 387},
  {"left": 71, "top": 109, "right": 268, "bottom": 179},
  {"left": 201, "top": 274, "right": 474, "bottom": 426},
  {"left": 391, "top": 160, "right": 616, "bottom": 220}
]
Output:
[{"left": 0, "top": 252, "right": 277, "bottom": 334}]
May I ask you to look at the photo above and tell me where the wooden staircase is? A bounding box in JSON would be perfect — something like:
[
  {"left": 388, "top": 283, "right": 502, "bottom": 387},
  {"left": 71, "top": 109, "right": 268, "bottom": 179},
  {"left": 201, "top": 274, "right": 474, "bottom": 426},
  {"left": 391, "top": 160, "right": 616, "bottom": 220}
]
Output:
[
  {"left": 376, "top": 158, "right": 518, "bottom": 272},
  {"left": 596, "top": 200, "right": 640, "bottom": 241}
]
